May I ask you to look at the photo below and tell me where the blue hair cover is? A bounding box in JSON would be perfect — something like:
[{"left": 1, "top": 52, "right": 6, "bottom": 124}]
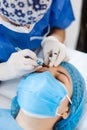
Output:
[
  {"left": 53, "top": 62, "right": 86, "bottom": 130},
  {"left": 11, "top": 62, "right": 86, "bottom": 130}
]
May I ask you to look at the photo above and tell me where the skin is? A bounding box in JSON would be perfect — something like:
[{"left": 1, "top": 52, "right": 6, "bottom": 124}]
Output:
[
  {"left": 49, "top": 27, "right": 65, "bottom": 43},
  {"left": 16, "top": 65, "right": 72, "bottom": 130}
]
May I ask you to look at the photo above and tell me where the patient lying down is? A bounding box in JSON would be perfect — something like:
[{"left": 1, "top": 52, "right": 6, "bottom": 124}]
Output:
[{"left": 11, "top": 62, "right": 86, "bottom": 130}]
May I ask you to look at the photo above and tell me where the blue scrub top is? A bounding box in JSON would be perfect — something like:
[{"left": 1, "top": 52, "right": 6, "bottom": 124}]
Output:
[{"left": 0, "top": 0, "right": 75, "bottom": 62}]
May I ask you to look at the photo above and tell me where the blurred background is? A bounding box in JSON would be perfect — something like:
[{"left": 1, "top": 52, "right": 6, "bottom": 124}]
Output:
[{"left": 65, "top": 0, "right": 87, "bottom": 53}]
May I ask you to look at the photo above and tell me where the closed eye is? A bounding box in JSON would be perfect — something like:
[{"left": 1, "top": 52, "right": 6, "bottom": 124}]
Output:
[{"left": 57, "top": 70, "right": 70, "bottom": 82}]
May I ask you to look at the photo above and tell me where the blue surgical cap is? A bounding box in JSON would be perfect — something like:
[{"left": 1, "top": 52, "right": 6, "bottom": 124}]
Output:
[{"left": 53, "top": 62, "right": 86, "bottom": 130}]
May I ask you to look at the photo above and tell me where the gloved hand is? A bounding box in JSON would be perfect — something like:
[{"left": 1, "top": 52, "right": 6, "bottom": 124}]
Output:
[
  {"left": 41, "top": 36, "right": 69, "bottom": 66},
  {"left": 0, "top": 49, "right": 40, "bottom": 81}
]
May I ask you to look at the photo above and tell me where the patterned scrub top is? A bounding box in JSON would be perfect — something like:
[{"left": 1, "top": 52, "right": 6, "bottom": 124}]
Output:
[{"left": 0, "top": 0, "right": 75, "bottom": 62}]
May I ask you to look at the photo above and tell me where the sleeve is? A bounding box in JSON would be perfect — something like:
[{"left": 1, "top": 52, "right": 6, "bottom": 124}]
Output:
[{"left": 50, "top": 0, "right": 75, "bottom": 29}]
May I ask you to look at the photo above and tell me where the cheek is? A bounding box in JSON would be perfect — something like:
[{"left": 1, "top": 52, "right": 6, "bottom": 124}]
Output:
[
  {"left": 57, "top": 98, "right": 69, "bottom": 114},
  {"left": 56, "top": 74, "right": 69, "bottom": 85}
]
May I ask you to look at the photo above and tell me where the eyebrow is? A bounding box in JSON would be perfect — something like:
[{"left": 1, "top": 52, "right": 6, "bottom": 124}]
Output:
[{"left": 57, "top": 70, "right": 69, "bottom": 80}]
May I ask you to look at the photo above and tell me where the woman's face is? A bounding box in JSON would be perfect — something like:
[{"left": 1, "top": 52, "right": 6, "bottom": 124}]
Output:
[
  {"left": 37, "top": 65, "right": 72, "bottom": 118},
  {"left": 16, "top": 65, "right": 73, "bottom": 130}
]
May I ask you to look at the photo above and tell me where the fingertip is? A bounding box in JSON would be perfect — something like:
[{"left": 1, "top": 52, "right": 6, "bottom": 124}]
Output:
[
  {"left": 49, "top": 62, "right": 53, "bottom": 67},
  {"left": 44, "top": 59, "right": 49, "bottom": 66},
  {"left": 54, "top": 64, "right": 58, "bottom": 67},
  {"left": 54, "top": 61, "right": 61, "bottom": 66}
]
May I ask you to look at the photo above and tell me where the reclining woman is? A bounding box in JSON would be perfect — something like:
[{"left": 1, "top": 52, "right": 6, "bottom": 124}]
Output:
[{"left": 11, "top": 62, "right": 86, "bottom": 130}]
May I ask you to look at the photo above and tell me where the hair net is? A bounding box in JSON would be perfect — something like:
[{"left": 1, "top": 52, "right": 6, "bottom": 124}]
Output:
[
  {"left": 0, "top": 0, "right": 52, "bottom": 25},
  {"left": 53, "top": 62, "right": 86, "bottom": 130}
]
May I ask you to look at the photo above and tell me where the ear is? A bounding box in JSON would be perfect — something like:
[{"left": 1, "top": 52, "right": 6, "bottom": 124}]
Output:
[{"left": 61, "top": 107, "right": 70, "bottom": 119}]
